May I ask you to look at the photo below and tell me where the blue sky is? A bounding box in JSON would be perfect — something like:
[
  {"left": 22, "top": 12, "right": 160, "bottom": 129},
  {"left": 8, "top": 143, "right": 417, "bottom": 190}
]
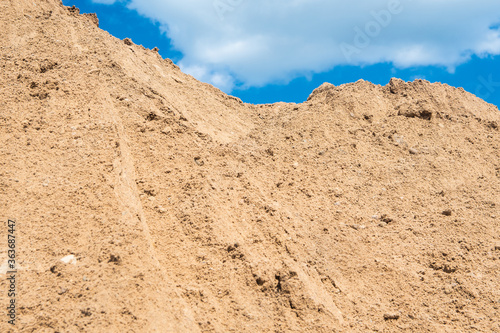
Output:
[{"left": 63, "top": 0, "right": 500, "bottom": 107}]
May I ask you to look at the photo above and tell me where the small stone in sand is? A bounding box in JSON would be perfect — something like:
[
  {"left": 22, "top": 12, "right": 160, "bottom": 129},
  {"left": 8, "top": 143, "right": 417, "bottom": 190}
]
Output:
[
  {"left": 442, "top": 210, "right": 452, "bottom": 216},
  {"left": 60, "top": 255, "right": 77, "bottom": 265},
  {"left": 384, "top": 312, "right": 400, "bottom": 320}
]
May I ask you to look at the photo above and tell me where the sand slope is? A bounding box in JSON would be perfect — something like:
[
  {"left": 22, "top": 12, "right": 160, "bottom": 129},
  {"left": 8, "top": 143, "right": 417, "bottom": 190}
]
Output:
[{"left": 0, "top": 0, "right": 499, "bottom": 332}]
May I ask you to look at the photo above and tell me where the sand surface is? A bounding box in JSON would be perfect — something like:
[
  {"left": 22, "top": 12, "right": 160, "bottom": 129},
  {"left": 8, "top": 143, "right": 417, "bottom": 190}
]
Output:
[{"left": 0, "top": 1, "right": 499, "bottom": 332}]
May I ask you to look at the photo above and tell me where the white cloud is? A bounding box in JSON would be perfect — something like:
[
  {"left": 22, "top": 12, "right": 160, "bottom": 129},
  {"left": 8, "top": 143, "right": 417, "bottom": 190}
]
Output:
[
  {"left": 180, "top": 63, "right": 236, "bottom": 92},
  {"left": 94, "top": 0, "right": 500, "bottom": 92}
]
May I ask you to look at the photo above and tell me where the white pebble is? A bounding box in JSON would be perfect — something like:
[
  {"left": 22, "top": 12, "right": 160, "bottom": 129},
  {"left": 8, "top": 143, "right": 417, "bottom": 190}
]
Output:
[{"left": 60, "top": 255, "right": 77, "bottom": 265}]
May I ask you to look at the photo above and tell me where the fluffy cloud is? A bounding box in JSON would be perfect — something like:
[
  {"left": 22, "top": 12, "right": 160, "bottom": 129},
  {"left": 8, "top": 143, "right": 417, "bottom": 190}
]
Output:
[{"left": 94, "top": 0, "right": 500, "bottom": 92}]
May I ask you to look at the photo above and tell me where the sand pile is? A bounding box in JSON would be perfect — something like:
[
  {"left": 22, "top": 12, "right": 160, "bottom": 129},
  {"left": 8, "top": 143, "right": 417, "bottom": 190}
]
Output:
[{"left": 0, "top": 0, "right": 499, "bottom": 332}]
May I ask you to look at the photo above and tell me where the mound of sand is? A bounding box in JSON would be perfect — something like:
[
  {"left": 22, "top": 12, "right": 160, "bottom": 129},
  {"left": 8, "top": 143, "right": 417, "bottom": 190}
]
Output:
[{"left": 0, "top": 1, "right": 499, "bottom": 332}]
